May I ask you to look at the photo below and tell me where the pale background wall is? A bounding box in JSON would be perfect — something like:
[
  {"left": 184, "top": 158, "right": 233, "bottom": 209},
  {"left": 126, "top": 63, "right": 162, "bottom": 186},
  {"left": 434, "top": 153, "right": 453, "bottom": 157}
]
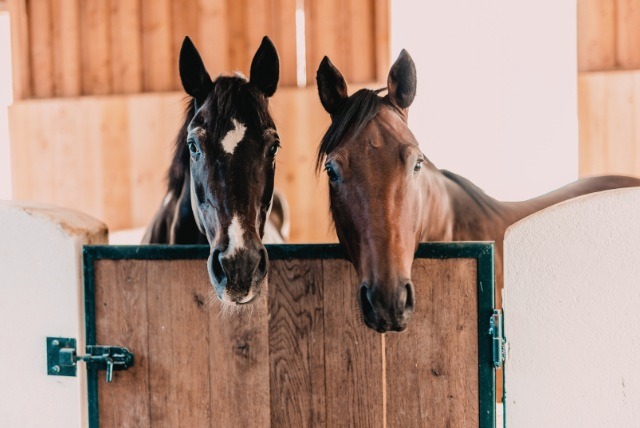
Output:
[
  {"left": 504, "top": 188, "right": 640, "bottom": 426},
  {"left": 391, "top": 1, "right": 578, "bottom": 201},
  {"left": 0, "top": 202, "right": 107, "bottom": 427}
]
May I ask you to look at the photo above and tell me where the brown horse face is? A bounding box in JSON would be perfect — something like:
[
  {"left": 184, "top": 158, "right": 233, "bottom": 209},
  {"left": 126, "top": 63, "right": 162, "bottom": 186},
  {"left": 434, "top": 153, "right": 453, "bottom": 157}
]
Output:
[
  {"left": 317, "top": 51, "right": 420, "bottom": 332},
  {"left": 180, "top": 37, "right": 280, "bottom": 305}
]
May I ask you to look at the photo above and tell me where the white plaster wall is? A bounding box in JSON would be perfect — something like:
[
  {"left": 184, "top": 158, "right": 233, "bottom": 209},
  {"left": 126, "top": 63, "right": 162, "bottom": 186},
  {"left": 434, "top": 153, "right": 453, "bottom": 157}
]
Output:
[
  {"left": 504, "top": 188, "right": 640, "bottom": 426},
  {"left": 391, "top": 1, "right": 577, "bottom": 201},
  {"left": 0, "top": 202, "right": 107, "bottom": 428}
]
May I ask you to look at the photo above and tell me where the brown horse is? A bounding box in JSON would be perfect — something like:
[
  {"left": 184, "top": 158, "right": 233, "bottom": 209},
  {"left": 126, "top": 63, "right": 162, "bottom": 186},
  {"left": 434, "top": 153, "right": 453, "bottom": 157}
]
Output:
[
  {"left": 316, "top": 50, "right": 640, "bottom": 333},
  {"left": 143, "top": 36, "right": 287, "bottom": 306}
]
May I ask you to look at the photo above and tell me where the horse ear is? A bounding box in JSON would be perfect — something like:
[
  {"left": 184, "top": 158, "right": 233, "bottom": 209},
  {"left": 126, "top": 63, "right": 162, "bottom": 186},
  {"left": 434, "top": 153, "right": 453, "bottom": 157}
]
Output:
[
  {"left": 250, "top": 36, "right": 279, "bottom": 97},
  {"left": 316, "top": 56, "right": 348, "bottom": 115},
  {"left": 387, "top": 49, "right": 417, "bottom": 109},
  {"left": 179, "top": 37, "right": 213, "bottom": 102}
]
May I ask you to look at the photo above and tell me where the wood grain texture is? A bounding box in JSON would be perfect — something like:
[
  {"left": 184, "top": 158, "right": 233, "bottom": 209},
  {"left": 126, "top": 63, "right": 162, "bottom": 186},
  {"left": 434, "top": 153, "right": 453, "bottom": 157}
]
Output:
[
  {"left": 197, "top": 0, "right": 229, "bottom": 76},
  {"left": 578, "top": 0, "right": 616, "bottom": 72},
  {"left": 170, "top": 0, "right": 199, "bottom": 89},
  {"left": 51, "top": 0, "right": 80, "bottom": 96},
  {"left": 616, "top": 0, "right": 640, "bottom": 69},
  {"left": 207, "top": 277, "right": 271, "bottom": 427},
  {"left": 28, "top": 0, "right": 54, "bottom": 97},
  {"left": 578, "top": 71, "right": 640, "bottom": 178},
  {"left": 80, "top": 0, "right": 112, "bottom": 95},
  {"left": 95, "top": 260, "right": 151, "bottom": 427},
  {"left": 109, "top": 0, "right": 143, "bottom": 93},
  {"left": 8, "top": 0, "right": 31, "bottom": 99},
  {"left": 141, "top": 0, "right": 173, "bottom": 91},
  {"left": 268, "top": 259, "right": 326, "bottom": 427},
  {"left": 92, "top": 254, "right": 483, "bottom": 426},
  {"left": 385, "top": 258, "right": 479, "bottom": 427},
  {"left": 9, "top": 90, "right": 337, "bottom": 242},
  {"left": 322, "top": 259, "right": 384, "bottom": 427}
]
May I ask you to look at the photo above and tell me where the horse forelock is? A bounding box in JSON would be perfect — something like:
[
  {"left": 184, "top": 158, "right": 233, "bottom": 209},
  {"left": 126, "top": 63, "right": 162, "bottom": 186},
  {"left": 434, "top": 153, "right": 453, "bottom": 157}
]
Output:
[{"left": 317, "top": 88, "right": 401, "bottom": 171}]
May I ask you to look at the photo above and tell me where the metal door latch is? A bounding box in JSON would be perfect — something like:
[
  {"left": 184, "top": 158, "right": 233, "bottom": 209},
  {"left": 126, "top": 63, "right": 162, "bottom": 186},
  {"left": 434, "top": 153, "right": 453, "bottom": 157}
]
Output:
[
  {"left": 489, "top": 309, "right": 508, "bottom": 368},
  {"left": 47, "top": 337, "right": 134, "bottom": 382}
]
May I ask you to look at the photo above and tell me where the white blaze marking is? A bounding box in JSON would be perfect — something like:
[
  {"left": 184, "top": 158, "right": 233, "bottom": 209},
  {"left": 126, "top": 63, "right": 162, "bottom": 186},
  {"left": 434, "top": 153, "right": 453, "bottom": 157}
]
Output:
[
  {"left": 221, "top": 119, "right": 246, "bottom": 154},
  {"left": 227, "top": 215, "right": 246, "bottom": 257}
]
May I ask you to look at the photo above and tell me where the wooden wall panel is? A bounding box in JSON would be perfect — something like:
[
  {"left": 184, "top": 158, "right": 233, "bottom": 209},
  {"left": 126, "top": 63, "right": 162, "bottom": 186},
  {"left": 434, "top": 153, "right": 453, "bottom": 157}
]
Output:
[
  {"left": 577, "top": 0, "right": 615, "bottom": 72},
  {"left": 616, "top": 0, "right": 640, "bottom": 69},
  {"left": 8, "top": 0, "right": 31, "bottom": 99},
  {"left": 28, "top": 0, "right": 54, "bottom": 97},
  {"left": 109, "top": 0, "right": 143, "bottom": 93},
  {"left": 80, "top": 0, "right": 112, "bottom": 95},
  {"left": 93, "top": 254, "right": 482, "bottom": 427},
  {"left": 141, "top": 0, "right": 173, "bottom": 92},
  {"left": 578, "top": 71, "right": 640, "bottom": 178},
  {"left": 305, "top": 0, "right": 387, "bottom": 85},
  {"left": 9, "top": 0, "right": 386, "bottom": 97},
  {"left": 386, "top": 259, "right": 479, "bottom": 426},
  {"left": 9, "top": 89, "right": 337, "bottom": 242},
  {"left": 51, "top": 0, "right": 80, "bottom": 96}
]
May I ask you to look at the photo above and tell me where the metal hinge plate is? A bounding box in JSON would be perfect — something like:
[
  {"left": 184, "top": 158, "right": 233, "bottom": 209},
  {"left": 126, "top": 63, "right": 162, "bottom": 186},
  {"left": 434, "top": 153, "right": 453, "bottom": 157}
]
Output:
[
  {"left": 46, "top": 337, "right": 134, "bottom": 382},
  {"left": 489, "top": 310, "right": 508, "bottom": 368}
]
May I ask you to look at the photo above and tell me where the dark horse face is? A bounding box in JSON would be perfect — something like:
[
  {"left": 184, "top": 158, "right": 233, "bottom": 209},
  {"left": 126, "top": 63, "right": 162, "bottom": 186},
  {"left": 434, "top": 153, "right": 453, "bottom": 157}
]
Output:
[
  {"left": 316, "top": 51, "right": 422, "bottom": 332},
  {"left": 179, "top": 37, "right": 280, "bottom": 305}
]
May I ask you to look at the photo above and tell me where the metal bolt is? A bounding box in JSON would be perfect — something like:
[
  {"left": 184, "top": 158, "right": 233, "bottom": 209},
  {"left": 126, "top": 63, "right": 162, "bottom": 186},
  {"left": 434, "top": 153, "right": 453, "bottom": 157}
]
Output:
[
  {"left": 51, "top": 340, "right": 60, "bottom": 347},
  {"left": 52, "top": 365, "right": 61, "bottom": 373}
]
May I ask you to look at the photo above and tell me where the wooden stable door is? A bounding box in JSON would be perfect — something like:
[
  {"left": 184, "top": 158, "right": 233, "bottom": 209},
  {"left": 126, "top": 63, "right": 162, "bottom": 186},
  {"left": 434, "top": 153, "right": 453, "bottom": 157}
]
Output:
[{"left": 83, "top": 244, "right": 496, "bottom": 427}]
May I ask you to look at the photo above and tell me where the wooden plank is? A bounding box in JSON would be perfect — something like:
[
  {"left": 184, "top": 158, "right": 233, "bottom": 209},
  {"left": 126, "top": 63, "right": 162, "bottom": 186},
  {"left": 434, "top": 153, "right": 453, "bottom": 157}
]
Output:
[
  {"left": 8, "top": 0, "right": 31, "bottom": 99},
  {"left": 305, "top": 0, "right": 345, "bottom": 84},
  {"left": 226, "top": 0, "right": 249, "bottom": 75},
  {"left": 141, "top": 0, "right": 173, "bottom": 91},
  {"left": 268, "top": 259, "right": 326, "bottom": 426},
  {"left": 578, "top": 71, "right": 640, "bottom": 178},
  {"left": 207, "top": 276, "right": 271, "bottom": 427},
  {"left": 197, "top": 0, "right": 229, "bottom": 75},
  {"left": 28, "top": 0, "right": 54, "bottom": 97},
  {"left": 80, "top": 0, "right": 112, "bottom": 95},
  {"left": 110, "top": 0, "right": 143, "bottom": 93},
  {"left": 95, "top": 259, "right": 151, "bottom": 426},
  {"left": 578, "top": 72, "right": 608, "bottom": 175},
  {"left": 242, "top": 0, "right": 297, "bottom": 87},
  {"left": 322, "top": 259, "right": 384, "bottom": 427},
  {"left": 348, "top": 0, "right": 375, "bottom": 82},
  {"left": 127, "top": 93, "right": 183, "bottom": 228},
  {"left": 51, "top": 0, "right": 80, "bottom": 96},
  {"left": 146, "top": 260, "right": 212, "bottom": 426},
  {"left": 385, "top": 259, "right": 479, "bottom": 427},
  {"left": 270, "top": 86, "right": 335, "bottom": 243},
  {"left": 577, "top": 0, "right": 616, "bottom": 72},
  {"left": 170, "top": 0, "right": 199, "bottom": 89},
  {"left": 373, "top": 0, "right": 390, "bottom": 83},
  {"left": 616, "top": 0, "right": 640, "bottom": 69},
  {"left": 9, "top": 90, "right": 337, "bottom": 241}
]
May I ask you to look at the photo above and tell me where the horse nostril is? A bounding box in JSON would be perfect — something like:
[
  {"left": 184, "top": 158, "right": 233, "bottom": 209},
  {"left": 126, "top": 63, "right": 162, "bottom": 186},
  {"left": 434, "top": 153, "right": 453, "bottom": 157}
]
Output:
[
  {"left": 404, "top": 283, "right": 415, "bottom": 312},
  {"left": 210, "top": 248, "right": 226, "bottom": 285},
  {"left": 359, "top": 284, "right": 376, "bottom": 321},
  {"left": 256, "top": 247, "right": 268, "bottom": 279}
]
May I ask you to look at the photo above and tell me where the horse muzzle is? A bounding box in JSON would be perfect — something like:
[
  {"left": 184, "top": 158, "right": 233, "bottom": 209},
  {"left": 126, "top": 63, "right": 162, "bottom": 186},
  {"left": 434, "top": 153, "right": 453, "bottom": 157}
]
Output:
[
  {"left": 358, "top": 281, "right": 415, "bottom": 333},
  {"left": 207, "top": 242, "right": 268, "bottom": 305}
]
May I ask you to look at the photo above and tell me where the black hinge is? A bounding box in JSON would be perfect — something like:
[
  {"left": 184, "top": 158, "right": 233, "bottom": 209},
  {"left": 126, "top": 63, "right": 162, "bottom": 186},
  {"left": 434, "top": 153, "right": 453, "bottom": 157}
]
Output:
[
  {"left": 489, "top": 310, "right": 507, "bottom": 368},
  {"left": 47, "top": 337, "right": 134, "bottom": 382}
]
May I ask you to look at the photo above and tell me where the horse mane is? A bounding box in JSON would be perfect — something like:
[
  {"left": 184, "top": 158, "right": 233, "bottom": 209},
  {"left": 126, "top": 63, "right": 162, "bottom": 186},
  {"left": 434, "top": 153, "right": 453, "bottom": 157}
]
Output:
[
  {"left": 316, "top": 88, "right": 394, "bottom": 171},
  {"left": 440, "top": 169, "right": 502, "bottom": 216},
  {"left": 167, "top": 76, "right": 274, "bottom": 196}
]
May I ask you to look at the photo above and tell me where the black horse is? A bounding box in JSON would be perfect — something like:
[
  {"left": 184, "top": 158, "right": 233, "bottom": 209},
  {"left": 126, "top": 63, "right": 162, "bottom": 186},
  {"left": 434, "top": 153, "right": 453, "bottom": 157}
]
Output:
[{"left": 143, "top": 36, "right": 288, "bottom": 306}]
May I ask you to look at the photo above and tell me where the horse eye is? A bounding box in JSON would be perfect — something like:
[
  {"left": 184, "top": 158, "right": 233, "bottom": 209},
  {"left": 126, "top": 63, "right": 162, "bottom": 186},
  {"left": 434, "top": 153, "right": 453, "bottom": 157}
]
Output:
[
  {"left": 325, "top": 165, "right": 339, "bottom": 182},
  {"left": 187, "top": 139, "right": 199, "bottom": 157},
  {"left": 414, "top": 160, "right": 423, "bottom": 173},
  {"left": 268, "top": 143, "right": 280, "bottom": 157}
]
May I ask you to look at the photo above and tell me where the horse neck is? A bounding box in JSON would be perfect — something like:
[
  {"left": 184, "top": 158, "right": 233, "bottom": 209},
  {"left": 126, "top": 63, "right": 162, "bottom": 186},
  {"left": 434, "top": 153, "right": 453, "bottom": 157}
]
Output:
[{"left": 420, "top": 168, "right": 516, "bottom": 242}]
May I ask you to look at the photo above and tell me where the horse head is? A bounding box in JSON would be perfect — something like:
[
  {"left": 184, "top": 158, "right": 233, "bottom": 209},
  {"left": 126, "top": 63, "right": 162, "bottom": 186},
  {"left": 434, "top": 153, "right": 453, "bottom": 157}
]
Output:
[
  {"left": 316, "top": 50, "right": 430, "bottom": 332},
  {"left": 180, "top": 36, "right": 280, "bottom": 305}
]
